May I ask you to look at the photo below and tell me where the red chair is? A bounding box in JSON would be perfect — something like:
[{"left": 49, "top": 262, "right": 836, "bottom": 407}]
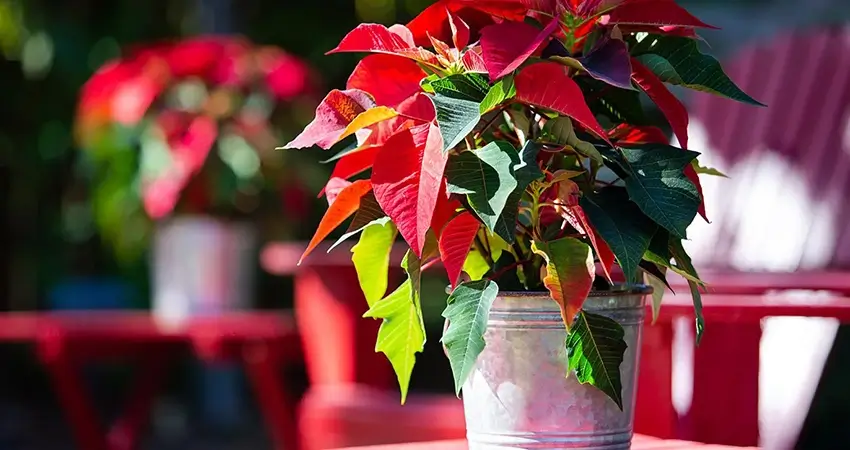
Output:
[
  {"left": 262, "top": 242, "right": 467, "bottom": 450},
  {"left": 636, "top": 27, "right": 850, "bottom": 448}
]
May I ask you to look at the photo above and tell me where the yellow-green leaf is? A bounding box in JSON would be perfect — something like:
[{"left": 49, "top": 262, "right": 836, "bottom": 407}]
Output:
[
  {"left": 462, "top": 248, "right": 490, "bottom": 281},
  {"left": 362, "top": 277, "right": 425, "bottom": 404},
  {"left": 352, "top": 221, "right": 397, "bottom": 307}
]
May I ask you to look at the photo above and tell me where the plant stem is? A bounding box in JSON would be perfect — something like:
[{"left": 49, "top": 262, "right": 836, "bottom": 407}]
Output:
[
  {"left": 474, "top": 106, "right": 507, "bottom": 140},
  {"left": 489, "top": 259, "right": 532, "bottom": 282}
]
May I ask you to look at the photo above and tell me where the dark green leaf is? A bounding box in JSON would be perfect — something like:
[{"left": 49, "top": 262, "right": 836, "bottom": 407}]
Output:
[
  {"left": 446, "top": 141, "right": 518, "bottom": 237},
  {"left": 578, "top": 77, "right": 648, "bottom": 126},
  {"left": 480, "top": 76, "right": 516, "bottom": 114},
  {"left": 430, "top": 93, "right": 481, "bottom": 152},
  {"left": 442, "top": 279, "right": 499, "bottom": 396},
  {"left": 670, "top": 239, "right": 704, "bottom": 344},
  {"left": 580, "top": 187, "right": 657, "bottom": 282},
  {"left": 514, "top": 140, "right": 544, "bottom": 187},
  {"left": 644, "top": 228, "right": 672, "bottom": 266},
  {"left": 321, "top": 141, "right": 360, "bottom": 163},
  {"left": 566, "top": 311, "right": 628, "bottom": 410},
  {"left": 617, "top": 144, "right": 701, "bottom": 239},
  {"left": 431, "top": 73, "right": 491, "bottom": 102},
  {"left": 492, "top": 140, "right": 543, "bottom": 243},
  {"left": 633, "top": 36, "right": 765, "bottom": 106}
]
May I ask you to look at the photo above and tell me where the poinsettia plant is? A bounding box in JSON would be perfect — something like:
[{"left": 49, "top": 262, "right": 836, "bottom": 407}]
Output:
[
  {"left": 286, "top": 0, "right": 761, "bottom": 408},
  {"left": 74, "top": 36, "right": 322, "bottom": 262}
]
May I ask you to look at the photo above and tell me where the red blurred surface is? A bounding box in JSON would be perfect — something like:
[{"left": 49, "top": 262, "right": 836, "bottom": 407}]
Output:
[{"left": 0, "top": 312, "right": 301, "bottom": 450}]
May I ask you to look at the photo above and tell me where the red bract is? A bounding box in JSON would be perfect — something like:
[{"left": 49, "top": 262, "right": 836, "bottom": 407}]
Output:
[
  {"left": 372, "top": 124, "right": 447, "bottom": 256},
  {"left": 480, "top": 19, "right": 560, "bottom": 80},
  {"left": 347, "top": 55, "right": 426, "bottom": 106},
  {"left": 515, "top": 62, "right": 611, "bottom": 143}
]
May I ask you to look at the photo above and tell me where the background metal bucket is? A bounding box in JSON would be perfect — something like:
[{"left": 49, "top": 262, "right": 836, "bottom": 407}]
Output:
[{"left": 462, "top": 288, "right": 650, "bottom": 449}]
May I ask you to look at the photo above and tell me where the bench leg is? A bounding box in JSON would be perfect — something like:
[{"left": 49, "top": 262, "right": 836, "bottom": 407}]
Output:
[
  {"left": 107, "top": 352, "right": 172, "bottom": 450},
  {"left": 636, "top": 321, "right": 677, "bottom": 439},
  {"left": 243, "top": 340, "right": 300, "bottom": 450},
  {"left": 45, "top": 353, "right": 109, "bottom": 450},
  {"left": 687, "top": 322, "right": 761, "bottom": 446}
]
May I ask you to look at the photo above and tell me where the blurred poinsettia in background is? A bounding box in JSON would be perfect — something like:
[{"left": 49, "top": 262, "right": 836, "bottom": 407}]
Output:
[{"left": 72, "top": 35, "right": 324, "bottom": 262}]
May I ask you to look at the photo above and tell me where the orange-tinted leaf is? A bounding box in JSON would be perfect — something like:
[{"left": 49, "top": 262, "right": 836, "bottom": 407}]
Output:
[
  {"left": 480, "top": 19, "right": 559, "bottom": 80},
  {"left": 439, "top": 212, "right": 481, "bottom": 288},
  {"left": 607, "top": 0, "right": 717, "bottom": 29},
  {"left": 631, "top": 58, "right": 688, "bottom": 149},
  {"left": 339, "top": 106, "right": 398, "bottom": 143},
  {"left": 515, "top": 62, "right": 611, "bottom": 143},
  {"left": 347, "top": 55, "right": 426, "bottom": 106},
  {"left": 372, "top": 124, "right": 448, "bottom": 256},
  {"left": 300, "top": 179, "right": 372, "bottom": 264},
  {"left": 284, "top": 89, "right": 377, "bottom": 149},
  {"left": 532, "top": 237, "right": 595, "bottom": 328},
  {"left": 327, "top": 23, "right": 439, "bottom": 66}
]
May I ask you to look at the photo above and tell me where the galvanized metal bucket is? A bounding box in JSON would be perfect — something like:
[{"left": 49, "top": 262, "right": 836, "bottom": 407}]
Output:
[{"left": 462, "top": 288, "right": 650, "bottom": 450}]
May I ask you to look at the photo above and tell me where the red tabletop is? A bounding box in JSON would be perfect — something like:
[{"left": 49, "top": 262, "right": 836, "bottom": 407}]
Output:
[
  {"left": 0, "top": 311, "right": 301, "bottom": 450},
  {"left": 332, "top": 435, "right": 759, "bottom": 449}
]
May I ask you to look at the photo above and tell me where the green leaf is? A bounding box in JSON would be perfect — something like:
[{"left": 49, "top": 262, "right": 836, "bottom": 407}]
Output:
[
  {"left": 352, "top": 221, "right": 398, "bottom": 307},
  {"left": 490, "top": 140, "right": 545, "bottom": 242},
  {"left": 532, "top": 237, "right": 596, "bottom": 329},
  {"left": 578, "top": 77, "right": 648, "bottom": 126},
  {"left": 513, "top": 140, "right": 543, "bottom": 186},
  {"left": 669, "top": 239, "right": 705, "bottom": 344},
  {"left": 363, "top": 279, "right": 426, "bottom": 404},
  {"left": 566, "top": 311, "right": 628, "bottom": 410},
  {"left": 321, "top": 141, "right": 360, "bottom": 163},
  {"left": 617, "top": 144, "right": 701, "bottom": 239},
  {"left": 446, "top": 141, "right": 518, "bottom": 237},
  {"left": 431, "top": 93, "right": 481, "bottom": 152},
  {"left": 363, "top": 249, "right": 427, "bottom": 404},
  {"left": 431, "top": 73, "right": 490, "bottom": 102},
  {"left": 642, "top": 228, "right": 701, "bottom": 285},
  {"left": 633, "top": 36, "right": 765, "bottom": 106},
  {"left": 580, "top": 187, "right": 657, "bottom": 282},
  {"left": 442, "top": 279, "right": 499, "bottom": 396},
  {"left": 692, "top": 161, "right": 728, "bottom": 178},
  {"left": 463, "top": 248, "right": 491, "bottom": 280},
  {"left": 480, "top": 76, "right": 516, "bottom": 114},
  {"left": 644, "top": 228, "right": 672, "bottom": 267}
]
